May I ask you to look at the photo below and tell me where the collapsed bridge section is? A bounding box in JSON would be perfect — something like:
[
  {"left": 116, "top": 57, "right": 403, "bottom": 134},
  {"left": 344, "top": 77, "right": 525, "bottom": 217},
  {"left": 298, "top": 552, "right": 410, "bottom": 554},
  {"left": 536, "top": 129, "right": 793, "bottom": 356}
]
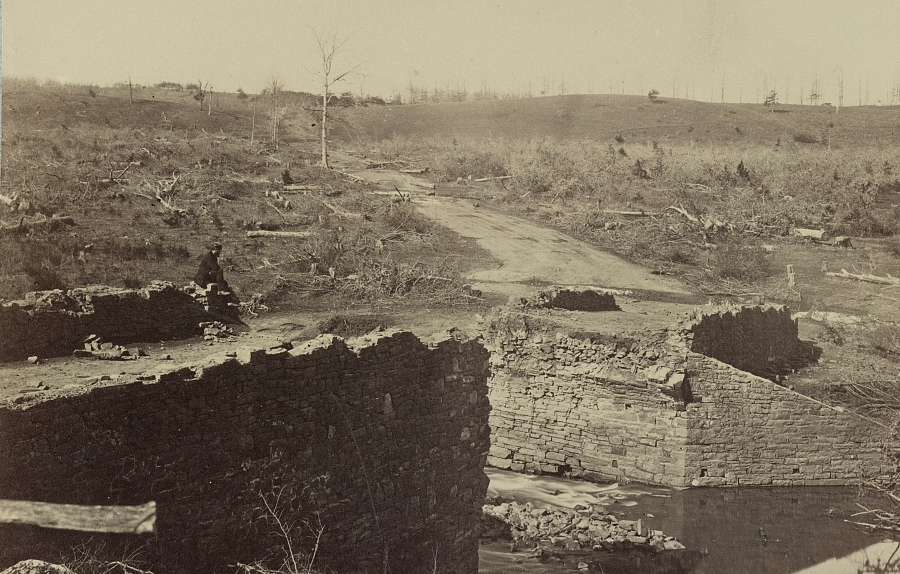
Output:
[
  {"left": 483, "top": 304, "right": 892, "bottom": 487},
  {"left": 0, "top": 331, "right": 491, "bottom": 573}
]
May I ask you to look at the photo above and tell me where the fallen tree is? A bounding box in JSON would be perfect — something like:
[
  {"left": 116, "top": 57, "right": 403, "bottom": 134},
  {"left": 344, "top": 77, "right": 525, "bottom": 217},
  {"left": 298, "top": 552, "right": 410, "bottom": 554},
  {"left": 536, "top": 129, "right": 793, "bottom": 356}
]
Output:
[
  {"left": 246, "top": 230, "right": 311, "bottom": 238},
  {"left": 826, "top": 269, "right": 900, "bottom": 286},
  {"left": 601, "top": 209, "right": 659, "bottom": 217},
  {"left": 282, "top": 185, "right": 321, "bottom": 193}
]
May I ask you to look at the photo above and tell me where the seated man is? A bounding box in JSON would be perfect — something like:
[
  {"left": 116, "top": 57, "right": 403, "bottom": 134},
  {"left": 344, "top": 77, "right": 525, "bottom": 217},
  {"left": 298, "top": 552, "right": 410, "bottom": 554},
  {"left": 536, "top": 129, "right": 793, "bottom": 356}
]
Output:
[{"left": 194, "top": 242, "right": 230, "bottom": 295}]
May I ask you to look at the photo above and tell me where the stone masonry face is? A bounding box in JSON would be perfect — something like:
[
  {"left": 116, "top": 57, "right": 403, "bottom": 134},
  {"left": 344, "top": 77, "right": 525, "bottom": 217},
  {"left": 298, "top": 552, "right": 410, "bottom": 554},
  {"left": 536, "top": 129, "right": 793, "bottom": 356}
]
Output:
[
  {"left": 0, "top": 282, "right": 215, "bottom": 361},
  {"left": 483, "top": 306, "right": 893, "bottom": 488},
  {"left": 0, "top": 331, "right": 492, "bottom": 574}
]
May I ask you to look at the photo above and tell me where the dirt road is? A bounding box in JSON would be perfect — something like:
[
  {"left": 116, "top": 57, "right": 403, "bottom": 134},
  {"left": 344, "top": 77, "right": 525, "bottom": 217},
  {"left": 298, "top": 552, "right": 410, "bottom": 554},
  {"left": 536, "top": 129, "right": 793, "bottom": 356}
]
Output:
[
  {"left": 333, "top": 151, "right": 693, "bottom": 302},
  {"left": 413, "top": 196, "right": 691, "bottom": 300}
]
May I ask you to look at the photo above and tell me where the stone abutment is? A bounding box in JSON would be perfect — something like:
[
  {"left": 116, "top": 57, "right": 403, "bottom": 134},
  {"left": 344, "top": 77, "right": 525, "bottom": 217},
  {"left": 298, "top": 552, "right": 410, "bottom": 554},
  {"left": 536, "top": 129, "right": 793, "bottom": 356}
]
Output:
[
  {"left": 483, "top": 304, "right": 893, "bottom": 487},
  {"left": 0, "top": 331, "right": 491, "bottom": 573}
]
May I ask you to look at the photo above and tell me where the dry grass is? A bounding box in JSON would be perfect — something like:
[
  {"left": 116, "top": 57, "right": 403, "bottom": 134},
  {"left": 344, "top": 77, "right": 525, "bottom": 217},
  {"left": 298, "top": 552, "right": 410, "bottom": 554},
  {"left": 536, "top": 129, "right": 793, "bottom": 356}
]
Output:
[{"left": 0, "top": 80, "right": 483, "bottom": 314}]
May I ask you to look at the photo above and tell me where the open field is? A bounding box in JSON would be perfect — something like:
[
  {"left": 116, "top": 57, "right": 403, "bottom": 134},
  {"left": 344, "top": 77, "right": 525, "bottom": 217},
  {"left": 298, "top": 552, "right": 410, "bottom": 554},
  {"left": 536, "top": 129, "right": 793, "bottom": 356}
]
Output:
[{"left": 339, "top": 93, "right": 900, "bottom": 148}]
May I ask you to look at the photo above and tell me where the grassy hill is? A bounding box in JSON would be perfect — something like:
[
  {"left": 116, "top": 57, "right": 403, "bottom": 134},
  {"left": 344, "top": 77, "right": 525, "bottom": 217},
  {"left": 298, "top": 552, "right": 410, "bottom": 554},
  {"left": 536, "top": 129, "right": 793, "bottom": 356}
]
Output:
[
  {"left": 340, "top": 94, "right": 900, "bottom": 148},
  {"left": 0, "top": 80, "right": 483, "bottom": 315}
]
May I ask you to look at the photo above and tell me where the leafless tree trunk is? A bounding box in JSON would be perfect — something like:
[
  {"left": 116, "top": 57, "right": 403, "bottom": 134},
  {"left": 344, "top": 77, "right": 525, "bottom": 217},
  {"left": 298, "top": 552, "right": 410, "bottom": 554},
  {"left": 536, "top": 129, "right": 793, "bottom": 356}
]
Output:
[
  {"left": 195, "top": 79, "right": 208, "bottom": 110},
  {"left": 207, "top": 86, "right": 213, "bottom": 116},
  {"left": 128, "top": 77, "right": 133, "bottom": 105},
  {"left": 269, "top": 77, "right": 282, "bottom": 148},
  {"left": 836, "top": 70, "right": 844, "bottom": 112},
  {"left": 314, "top": 29, "right": 361, "bottom": 169}
]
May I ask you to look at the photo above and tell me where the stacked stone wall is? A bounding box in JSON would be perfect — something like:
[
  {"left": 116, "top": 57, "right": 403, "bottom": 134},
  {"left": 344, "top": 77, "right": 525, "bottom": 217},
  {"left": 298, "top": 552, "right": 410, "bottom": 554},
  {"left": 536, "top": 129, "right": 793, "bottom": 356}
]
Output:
[
  {"left": 684, "top": 354, "right": 891, "bottom": 486},
  {"left": 678, "top": 305, "right": 799, "bottom": 377},
  {"left": 483, "top": 307, "right": 893, "bottom": 488},
  {"left": 0, "top": 283, "right": 216, "bottom": 361},
  {"left": 484, "top": 312, "right": 690, "bottom": 486},
  {"left": 0, "top": 331, "right": 491, "bottom": 574}
]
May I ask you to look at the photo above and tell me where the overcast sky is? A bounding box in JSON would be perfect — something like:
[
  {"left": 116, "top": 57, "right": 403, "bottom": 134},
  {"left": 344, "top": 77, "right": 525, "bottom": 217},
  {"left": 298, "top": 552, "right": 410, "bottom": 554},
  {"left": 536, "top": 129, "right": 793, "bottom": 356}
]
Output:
[{"left": 3, "top": 0, "right": 899, "bottom": 104}]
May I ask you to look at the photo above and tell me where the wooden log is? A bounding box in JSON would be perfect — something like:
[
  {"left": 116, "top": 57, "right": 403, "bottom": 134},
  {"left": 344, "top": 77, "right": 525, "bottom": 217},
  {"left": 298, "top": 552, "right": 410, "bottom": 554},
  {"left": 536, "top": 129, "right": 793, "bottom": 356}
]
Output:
[
  {"left": 1, "top": 215, "right": 76, "bottom": 233},
  {"left": 366, "top": 160, "right": 407, "bottom": 169},
  {"left": 411, "top": 180, "right": 436, "bottom": 190},
  {"left": 0, "top": 499, "right": 155, "bottom": 534},
  {"left": 473, "top": 176, "right": 512, "bottom": 182},
  {"left": 282, "top": 185, "right": 321, "bottom": 192},
  {"left": 826, "top": 269, "right": 900, "bottom": 285},
  {"left": 321, "top": 201, "right": 363, "bottom": 219},
  {"left": 341, "top": 172, "right": 364, "bottom": 182},
  {"left": 792, "top": 228, "right": 831, "bottom": 241},
  {"left": 398, "top": 168, "right": 427, "bottom": 174},
  {"left": 247, "top": 230, "right": 311, "bottom": 238},
  {"left": 601, "top": 209, "right": 658, "bottom": 217}
]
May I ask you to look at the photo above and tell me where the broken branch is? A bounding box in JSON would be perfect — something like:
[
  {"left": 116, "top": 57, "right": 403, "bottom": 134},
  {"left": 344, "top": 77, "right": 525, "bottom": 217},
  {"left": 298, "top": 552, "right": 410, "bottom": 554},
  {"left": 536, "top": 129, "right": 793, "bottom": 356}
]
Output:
[{"left": 665, "top": 204, "right": 700, "bottom": 223}]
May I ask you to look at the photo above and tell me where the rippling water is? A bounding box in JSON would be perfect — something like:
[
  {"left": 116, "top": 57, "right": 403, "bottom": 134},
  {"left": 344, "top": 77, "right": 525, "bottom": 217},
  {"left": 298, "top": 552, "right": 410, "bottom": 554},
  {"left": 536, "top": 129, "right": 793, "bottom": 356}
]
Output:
[{"left": 481, "top": 469, "right": 896, "bottom": 574}]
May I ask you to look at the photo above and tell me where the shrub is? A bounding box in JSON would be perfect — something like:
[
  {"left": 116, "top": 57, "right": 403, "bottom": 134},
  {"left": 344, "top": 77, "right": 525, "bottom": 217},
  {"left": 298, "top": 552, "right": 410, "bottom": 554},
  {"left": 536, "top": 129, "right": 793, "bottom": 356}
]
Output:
[
  {"left": 380, "top": 202, "right": 433, "bottom": 234},
  {"left": 793, "top": 133, "right": 819, "bottom": 144},
  {"left": 710, "top": 240, "right": 768, "bottom": 282},
  {"left": 431, "top": 146, "right": 507, "bottom": 181}
]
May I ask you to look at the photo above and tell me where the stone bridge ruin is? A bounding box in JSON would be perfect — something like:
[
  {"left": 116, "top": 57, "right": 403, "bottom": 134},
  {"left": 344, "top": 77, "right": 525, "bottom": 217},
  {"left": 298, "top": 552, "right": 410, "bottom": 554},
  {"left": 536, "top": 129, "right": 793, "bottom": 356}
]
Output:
[
  {"left": 484, "top": 302, "right": 891, "bottom": 487},
  {"left": 0, "top": 284, "right": 895, "bottom": 572}
]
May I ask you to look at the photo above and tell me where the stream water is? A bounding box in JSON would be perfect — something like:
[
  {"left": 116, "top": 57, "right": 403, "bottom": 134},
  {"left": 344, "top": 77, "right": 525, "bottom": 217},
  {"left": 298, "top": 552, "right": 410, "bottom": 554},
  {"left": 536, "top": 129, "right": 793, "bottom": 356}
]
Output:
[{"left": 480, "top": 469, "right": 897, "bottom": 574}]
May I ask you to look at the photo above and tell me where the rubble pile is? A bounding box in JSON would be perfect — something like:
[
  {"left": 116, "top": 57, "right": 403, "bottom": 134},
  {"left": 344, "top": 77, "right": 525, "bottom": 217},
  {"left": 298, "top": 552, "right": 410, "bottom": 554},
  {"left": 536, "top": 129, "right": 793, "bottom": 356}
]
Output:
[
  {"left": 72, "top": 334, "right": 146, "bottom": 361},
  {"left": 483, "top": 501, "right": 685, "bottom": 552},
  {"left": 200, "top": 321, "right": 236, "bottom": 342}
]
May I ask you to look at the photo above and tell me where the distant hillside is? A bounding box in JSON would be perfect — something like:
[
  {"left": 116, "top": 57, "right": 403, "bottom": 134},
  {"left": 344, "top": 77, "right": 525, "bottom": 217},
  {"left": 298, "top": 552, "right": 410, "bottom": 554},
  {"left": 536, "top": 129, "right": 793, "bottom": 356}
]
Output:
[{"left": 340, "top": 94, "right": 900, "bottom": 147}]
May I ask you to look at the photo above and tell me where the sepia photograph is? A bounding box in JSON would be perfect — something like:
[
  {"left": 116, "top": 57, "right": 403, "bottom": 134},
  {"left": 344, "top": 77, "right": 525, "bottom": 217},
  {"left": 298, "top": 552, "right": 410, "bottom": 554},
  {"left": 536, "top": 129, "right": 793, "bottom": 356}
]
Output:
[{"left": 1, "top": 1, "right": 899, "bottom": 573}]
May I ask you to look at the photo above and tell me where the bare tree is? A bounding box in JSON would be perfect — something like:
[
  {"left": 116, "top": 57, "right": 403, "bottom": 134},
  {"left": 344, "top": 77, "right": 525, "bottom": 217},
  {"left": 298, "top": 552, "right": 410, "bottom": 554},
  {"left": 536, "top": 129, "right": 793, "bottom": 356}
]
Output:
[
  {"left": 128, "top": 76, "right": 134, "bottom": 105},
  {"left": 193, "top": 80, "right": 209, "bottom": 110},
  {"left": 267, "top": 77, "right": 284, "bottom": 147},
  {"left": 836, "top": 69, "right": 844, "bottom": 112},
  {"left": 313, "top": 29, "right": 361, "bottom": 169},
  {"left": 809, "top": 77, "right": 821, "bottom": 106}
]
